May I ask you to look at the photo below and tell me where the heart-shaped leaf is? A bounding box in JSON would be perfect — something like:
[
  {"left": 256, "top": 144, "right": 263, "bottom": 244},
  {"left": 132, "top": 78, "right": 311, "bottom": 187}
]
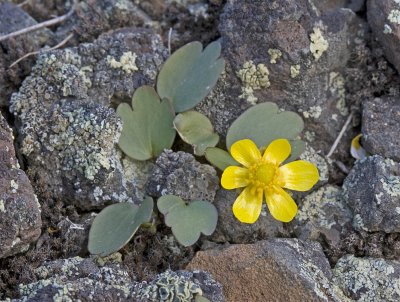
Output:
[
  {"left": 157, "top": 195, "right": 218, "bottom": 247},
  {"left": 88, "top": 197, "right": 154, "bottom": 256},
  {"left": 157, "top": 41, "right": 225, "bottom": 113},
  {"left": 226, "top": 102, "right": 304, "bottom": 156},
  {"left": 173, "top": 111, "right": 219, "bottom": 156},
  {"left": 205, "top": 147, "right": 239, "bottom": 170},
  {"left": 117, "top": 86, "right": 176, "bottom": 161}
]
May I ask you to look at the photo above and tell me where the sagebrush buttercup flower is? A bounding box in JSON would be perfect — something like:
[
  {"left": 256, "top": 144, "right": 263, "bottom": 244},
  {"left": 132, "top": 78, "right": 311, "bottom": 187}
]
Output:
[{"left": 221, "top": 138, "right": 319, "bottom": 223}]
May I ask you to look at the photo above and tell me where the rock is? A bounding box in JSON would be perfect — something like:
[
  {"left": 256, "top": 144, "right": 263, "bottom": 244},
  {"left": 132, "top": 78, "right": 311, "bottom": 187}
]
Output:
[
  {"left": 9, "top": 28, "right": 167, "bottom": 209},
  {"left": 367, "top": 0, "right": 400, "bottom": 74},
  {"left": 362, "top": 97, "right": 400, "bottom": 161},
  {"left": 132, "top": 269, "right": 225, "bottom": 302},
  {"left": 211, "top": 188, "right": 285, "bottom": 243},
  {"left": 196, "top": 0, "right": 362, "bottom": 156},
  {"left": 333, "top": 255, "right": 400, "bottom": 301},
  {"left": 187, "top": 238, "right": 347, "bottom": 301},
  {"left": 146, "top": 150, "right": 219, "bottom": 202},
  {"left": 312, "top": 0, "right": 365, "bottom": 13},
  {"left": 56, "top": 0, "right": 149, "bottom": 43},
  {"left": 0, "top": 113, "right": 42, "bottom": 259},
  {"left": 16, "top": 257, "right": 224, "bottom": 302},
  {"left": 0, "top": 2, "right": 53, "bottom": 106},
  {"left": 293, "top": 185, "right": 353, "bottom": 252},
  {"left": 343, "top": 155, "right": 400, "bottom": 233},
  {"left": 16, "top": 256, "right": 135, "bottom": 301}
]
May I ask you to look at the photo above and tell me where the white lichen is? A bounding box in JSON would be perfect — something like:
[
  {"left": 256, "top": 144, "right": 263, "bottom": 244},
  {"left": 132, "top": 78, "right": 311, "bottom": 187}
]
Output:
[
  {"left": 384, "top": 24, "right": 393, "bottom": 34},
  {"left": 310, "top": 27, "right": 329, "bottom": 61},
  {"left": 388, "top": 10, "right": 400, "bottom": 25},
  {"left": 10, "top": 179, "right": 19, "bottom": 193},
  {"left": 302, "top": 106, "right": 322, "bottom": 119},
  {"left": 107, "top": 51, "right": 139, "bottom": 74},
  {"left": 0, "top": 199, "right": 5, "bottom": 212}
]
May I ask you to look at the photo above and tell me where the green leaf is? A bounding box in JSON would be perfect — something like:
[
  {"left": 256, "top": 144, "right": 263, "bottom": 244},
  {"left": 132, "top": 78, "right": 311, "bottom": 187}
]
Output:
[
  {"left": 157, "top": 195, "right": 218, "bottom": 247},
  {"left": 286, "top": 139, "right": 305, "bottom": 162},
  {"left": 205, "top": 147, "right": 239, "bottom": 170},
  {"left": 117, "top": 86, "right": 176, "bottom": 160},
  {"left": 173, "top": 111, "right": 219, "bottom": 156},
  {"left": 226, "top": 102, "right": 304, "bottom": 155},
  {"left": 157, "top": 41, "right": 225, "bottom": 113},
  {"left": 88, "top": 197, "right": 154, "bottom": 256}
]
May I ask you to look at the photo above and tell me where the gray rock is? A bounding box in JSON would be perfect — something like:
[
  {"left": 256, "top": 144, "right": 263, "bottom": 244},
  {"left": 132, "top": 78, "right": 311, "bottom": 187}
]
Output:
[
  {"left": 187, "top": 238, "right": 348, "bottom": 301},
  {"left": 146, "top": 150, "right": 219, "bottom": 202},
  {"left": 56, "top": 0, "right": 149, "bottom": 43},
  {"left": 343, "top": 155, "right": 400, "bottom": 233},
  {"left": 196, "top": 0, "right": 362, "bottom": 156},
  {"left": 211, "top": 188, "right": 285, "bottom": 243},
  {"left": 367, "top": 0, "right": 400, "bottom": 74},
  {"left": 0, "top": 2, "right": 53, "bottom": 107},
  {"left": 362, "top": 97, "right": 400, "bottom": 161},
  {"left": 0, "top": 113, "right": 42, "bottom": 259},
  {"left": 293, "top": 185, "right": 353, "bottom": 249},
  {"left": 312, "top": 0, "right": 365, "bottom": 13},
  {"left": 133, "top": 269, "right": 225, "bottom": 302},
  {"left": 10, "top": 28, "right": 167, "bottom": 209},
  {"left": 16, "top": 256, "right": 135, "bottom": 301},
  {"left": 15, "top": 257, "right": 223, "bottom": 302},
  {"left": 333, "top": 255, "right": 400, "bottom": 301}
]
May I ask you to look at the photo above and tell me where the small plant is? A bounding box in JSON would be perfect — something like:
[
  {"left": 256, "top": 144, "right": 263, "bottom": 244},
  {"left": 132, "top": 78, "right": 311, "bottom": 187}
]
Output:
[
  {"left": 88, "top": 41, "right": 223, "bottom": 256},
  {"left": 157, "top": 195, "right": 218, "bottom": 247},
  {"left": 88, "top": 197, "right": 153, "bottom": 256}
]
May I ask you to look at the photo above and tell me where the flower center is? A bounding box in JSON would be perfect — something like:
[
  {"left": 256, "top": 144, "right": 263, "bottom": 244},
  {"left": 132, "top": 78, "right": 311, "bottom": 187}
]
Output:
[{"left": 249, "top": 162, "right": 277, "bottom": 189}]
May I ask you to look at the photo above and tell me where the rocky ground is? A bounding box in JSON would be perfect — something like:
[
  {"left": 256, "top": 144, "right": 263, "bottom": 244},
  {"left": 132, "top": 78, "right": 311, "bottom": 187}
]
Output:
[{"left": 0, "top": 0, "right": 400, "bottom": 301}]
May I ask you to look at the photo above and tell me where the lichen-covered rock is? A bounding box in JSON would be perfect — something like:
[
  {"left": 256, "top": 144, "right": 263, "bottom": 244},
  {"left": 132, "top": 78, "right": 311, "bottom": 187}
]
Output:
[
  {"left": 0, "top": 113, "right": 42, "bottom": 259},
  {"left": 146, "top": 150, "right": 219, "bottom": 202},
  {"left": 333, "top": 255, "right": 400, "bottom": 301},
  {"left": 343, "top": 155, "right": 400, "bottom": 233},
  {"left": 367, "top": 0, "right": 400, "bottom": 74},
  {"left": 197, "top": 0, "right": 362, "bottom": 156},
  {"left": 133, "top": 270, "right": 224, "bottom": 302},
  {"left": 293, "top": 185, "right": 353, "bottom": 250},
  {"left": 0, "top": 2, "right": 53, "bottom": 107},
  {"left": 312, "top": 0, "right": 365, "bottom": 13},
  {"left": 187, "top": 239, "right": 348, "bottom": 301},
  {"left": 211, "top": 188, "right": 285, "bottom": 243},
  {"left": 10, "top": 28, "right": 167, "bottom": 209},
  {"left": 16, "top": 256, "right": 135, "bottom": 301},
  {"left": 362, "top": 97, "right": 400, "bottom": 161},
  {"left": 54, "top": 0, "right": 150, "bottom": 43}
]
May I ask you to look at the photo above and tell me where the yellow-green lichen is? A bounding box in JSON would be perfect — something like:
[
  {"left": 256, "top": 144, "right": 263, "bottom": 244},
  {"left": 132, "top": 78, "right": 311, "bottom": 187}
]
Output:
[
  {"left": 329, "top": 72, "right": 348, "bottom": 116},
  {"left": 237, "top": 60, "right": 270, "bottom": 104},
  {"left": 388, "top": 10, "right": 400, "bottom": 25},
  {"left": 310, "top": 27, "right": 329, "bottom": 61},
  {"left": 300, "top": 145, "right": 329, "bottom": 183},
  {"left": 107, "top": 51, "right": 138, "bottom": 74},
  {"left": 268, "top": 48, "right": 282, "bottom": 64},
  {"left": 290, "top": 65, "right": 301, "bottom": 78}
]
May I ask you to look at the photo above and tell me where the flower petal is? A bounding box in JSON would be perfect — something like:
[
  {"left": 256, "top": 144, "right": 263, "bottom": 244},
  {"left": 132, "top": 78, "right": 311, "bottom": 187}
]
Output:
[
  {"left": 232, "top": 186, "right": 262, "bottom": 224},
  {"left": 221, "top": 166, "right": 249, "bottom": 189},
  {"left": 276, "top": 160, "right": 319, "bottom": 191},
  {"left": 265, "top": 186, "right": 297, "bottom": 222},
  {"left": 262, "top": 139, "right": 291, "bottom": 165},
  {"left": 230, "top": 139, "right": 261, "bottom": 167}
]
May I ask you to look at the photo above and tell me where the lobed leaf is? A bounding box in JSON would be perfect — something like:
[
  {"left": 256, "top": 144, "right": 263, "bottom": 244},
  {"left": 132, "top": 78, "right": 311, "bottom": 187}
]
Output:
[
  {"left": 117, "top": 86, "right": 176, "bottom": 160},
  {"left": 157, "top": 41, "right": 225, "bottom": 113},
  {"left": 157, "top": 195, "right": 218, "bottom": 247},
  {"left": 226, "top": 102, "right": 305, "bottom": 157},
  {"left": 173, "top": 111, "right": 219, "bottom": 156},
  {"left": 88, "top": 197, "right": 154, "bottom": 256}
]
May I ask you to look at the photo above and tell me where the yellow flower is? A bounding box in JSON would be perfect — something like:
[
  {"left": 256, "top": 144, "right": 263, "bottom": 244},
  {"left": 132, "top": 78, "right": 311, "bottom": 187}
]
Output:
[{"left": 221, "top": 139, "right": 319, "bottom": 223}]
